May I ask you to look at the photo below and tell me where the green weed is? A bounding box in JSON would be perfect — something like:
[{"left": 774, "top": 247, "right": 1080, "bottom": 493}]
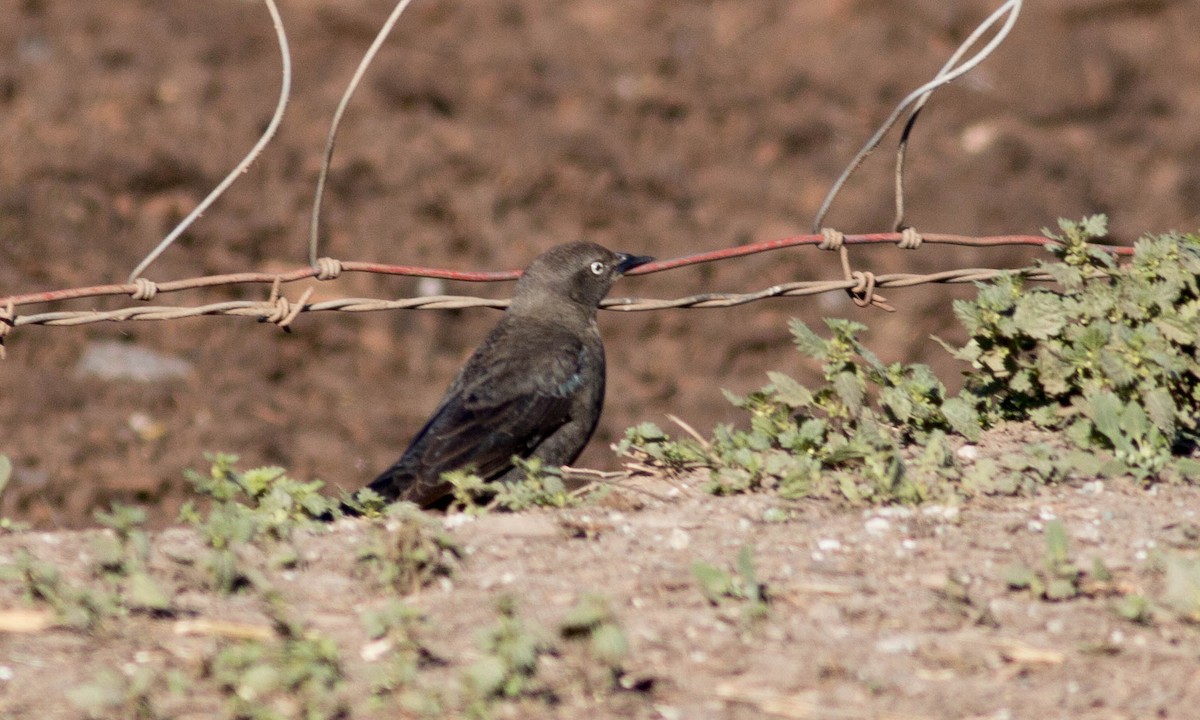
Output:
[
  {"left": 558, "top": 593, "right": 629, "bottom": 686},
  {"left": 178, "top": 453, "right": 337, "bottom": 593},
  {"left": 355, "top": 503, "right": 461, "bottom": 594},
  {"left": 463, "top": 596, "right": 553, "bottom": 712},
  {"left": 951, "top": 217, "right": 1200, "bottom": 479},
  {"left": 623, "top": 218, "right": 1200, "bottom": 500},
  {"left": 692, "top": 545, "right": 769, "bottom": 621}
]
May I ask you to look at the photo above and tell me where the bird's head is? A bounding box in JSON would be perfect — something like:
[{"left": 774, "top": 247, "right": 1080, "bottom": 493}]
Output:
[{"left": 511, "top": 242, "right": 653, "bottom": 315}]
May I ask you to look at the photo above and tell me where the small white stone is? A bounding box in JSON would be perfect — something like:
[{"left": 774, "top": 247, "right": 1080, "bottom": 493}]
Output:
[
  {"left": 668, "top": 528, "right": 690, "bottom": 551},
  {"left": 875, "top": 635, "right": 917, "bottom": 655},
  {"left": 1038, "top": 507, "right": 1057, "bottom": 521},
  {"left": 442, "top": 513, "right": 473, "bottom": 529},
  {"left": 361, "top": 638, "right": 393, "bottom": 662},
  {"left": 922, "top": 505, "right": 960, "bottom": 522},
  {"left": 1080, "top": 480, "right": 1104, "bottom": 495},
  {"left": 1075, "top": 525, "right": 1101, "bottom": 544},
  {"left": 1027, "top": 520, "right": 1044, "bottom": 532},
  {"left": 0, "top": 667, "right": 12, "bottom": 682},
  {"left": 864, "top": 517, "right": 891, "bottom": 535},
  {"left": 956, "top": 444, "right": 980, "bottom": 461},
  {"left": 817, "top": 538, "right": 842, "bottom": 552}
]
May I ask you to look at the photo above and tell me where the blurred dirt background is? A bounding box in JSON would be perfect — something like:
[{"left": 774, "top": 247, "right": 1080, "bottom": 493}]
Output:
[{"left": 1, "top": 0, "right": 1199, "bottom": 527}]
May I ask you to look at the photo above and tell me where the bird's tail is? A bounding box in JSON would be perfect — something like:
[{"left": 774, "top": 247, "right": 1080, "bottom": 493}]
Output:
[{"left": 366, "top": 463, "right": 417, "bottom": 503}]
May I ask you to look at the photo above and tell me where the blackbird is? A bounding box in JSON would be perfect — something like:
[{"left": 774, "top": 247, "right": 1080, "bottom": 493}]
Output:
[{"left": 364, "top": 241, "right": 653, "bottom": 507}]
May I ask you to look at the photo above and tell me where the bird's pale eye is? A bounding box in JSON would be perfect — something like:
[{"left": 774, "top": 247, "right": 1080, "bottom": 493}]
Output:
[{"left": 589, "top": 261, "right": 605, "bottom": 275}]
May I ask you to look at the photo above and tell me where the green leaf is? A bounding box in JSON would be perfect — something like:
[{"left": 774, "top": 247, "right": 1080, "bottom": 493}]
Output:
[
  {"left": 736, "top": 546, "right": 760, "bottom": 599},
  {"left": 1142, "top": 388, "right": 1177, "bottom": 436},
  {"left": 766, "top": 371, "right": 812, "bottom": 408},
  {"left": 940, "top": 397, "right": 982, "bottom": 442},
  {"left": 1087, "top": 391, "right": 1128, "bottom": 451},
  {"left": 788, "top": 319, "right": 827, "bottom": 360},
  {"left": 1044, "top": 519, "right": 1070, "bottom": 567},
  {"left": 1045, "top": 577, "right": 1078, "bottom": 601},
  {"left": 1079, "top": 214, "right": 1109, "bottom": 239},
  {"left": 1003, "top": 563, "right": 1037, "bottom": 590},
  {"left": 560, "top": 595, "right": 608, "bottom": 634},
  {"left": 832, "top": 371, "right": 864, "bottom": 414},
  {"left": 691, "top": 561, "right": 733, "bottom": 604},
  {"left": 125, "top": 572, "right": 170, "bottom": 611},
  {"left": 0, "top": 455, "right": 12, "bottom": 500},
  {"left": 590, "top": 624, "right": 628, "bottom": 666},
  {"left": 1012, "top": 293, "right": 1068, "bottom": 340}
]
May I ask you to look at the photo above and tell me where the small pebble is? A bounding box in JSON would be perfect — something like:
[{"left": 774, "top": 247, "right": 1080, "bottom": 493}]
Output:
[
  {"left": 668, "top": 528, "right": 690, "bottom": 550},
  {"left": 864, "top": 517, "right": 891, "bottom": 535}
]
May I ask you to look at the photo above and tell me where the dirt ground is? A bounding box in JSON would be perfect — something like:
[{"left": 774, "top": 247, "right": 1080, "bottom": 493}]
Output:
[
  {"left": 2, "top": 0, "right": 1199, "bottom": 525},
  {"left": 2, "top": 1, "right": 1200, "bottom": 717},
  {"left": 6, "top": 460, "right": 1200, "bottom": 719}
]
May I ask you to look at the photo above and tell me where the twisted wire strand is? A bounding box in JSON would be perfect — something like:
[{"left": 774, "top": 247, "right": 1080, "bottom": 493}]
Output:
[
  {"left": 7, "top": 266, "right": 1066, "bottom": 328},
  {"left": 1, "top": 232, "right": 1130, "bottom": 312}
]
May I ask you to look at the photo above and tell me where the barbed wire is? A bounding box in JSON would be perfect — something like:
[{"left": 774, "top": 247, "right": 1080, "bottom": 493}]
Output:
[
  {"left": 0, "top": 231, "right": 1131, "bottom": 313},
  {"left": 0, "top": 0, "right": 1101, "bottom": 358},
  {"left": 0, "top": 230, "right": 1132, "bottom": 353}
]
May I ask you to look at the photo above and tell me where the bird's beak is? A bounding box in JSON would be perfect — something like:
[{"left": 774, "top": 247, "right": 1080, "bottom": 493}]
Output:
[{"left": 615, "top": 252, "right": 654, "bottom": 275}]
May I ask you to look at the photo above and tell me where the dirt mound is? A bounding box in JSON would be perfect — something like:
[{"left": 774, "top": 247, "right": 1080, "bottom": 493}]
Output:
[{"left": 1, "top": 1, "right": 1198, "bottom": 528}]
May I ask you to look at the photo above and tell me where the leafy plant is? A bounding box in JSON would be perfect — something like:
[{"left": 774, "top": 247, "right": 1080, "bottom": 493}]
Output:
[
  {"left": 623, "top": 319, "right": 972, "bottom": 504},
  {"left": 355, "top": 503, "right": 461, "bottom": 594},
  {"left": 447, "top": 457, "right": 583, "bottom": 514},
  {"left": 92, "top": 503, "right": 171, "bottom": 613},
  {"left": 691, "top": 545, "right": 769, "bottom": 621},
  {"left": 463, "top": 596, "right": 552, "bottom": 708},
  {"left": 1002, "top": 519, "right": 1119, "bottom": 604},
  {"left": 179, "top": 453, "right": 336, "bottom": 538},
  {"left": 67, "top": 665, "right": 190, "bottom": 720},
  {"left": 950, "top": 217, "right": 1200, "bottom": 478},
  {"left": 178, "top": 453, "right": 337, "bottom": 593},
  {"left": 207, "top": 597, "right": 347, "bottom": 720},
  {"left": 0, "top": 453, "right": 25, "bottom": 532},
  {"left": 623, "top": 217, "right": 1200, "bottom": 500},
  {"left": 0, "top": 549, "right": 121, "bottom": 630},
  {"left": 360, "top": 600, "right": 443, "bottom": 713},
  {"left": 558, "top": 593, "right": 629, "bottom": 680}
]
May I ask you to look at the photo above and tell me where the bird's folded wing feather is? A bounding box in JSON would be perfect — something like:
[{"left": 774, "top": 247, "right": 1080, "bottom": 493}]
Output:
[{"left": 371, "top": 331, "right": 588, "bottom": 503}]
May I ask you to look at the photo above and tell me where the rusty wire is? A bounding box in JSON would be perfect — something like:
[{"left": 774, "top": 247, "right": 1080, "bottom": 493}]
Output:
[
  {"left": 0, "top": 0, "right": 1120, "bottom": 355},
  {"left": 0, "top": 231, "right": 1132, "bottom": 349}
]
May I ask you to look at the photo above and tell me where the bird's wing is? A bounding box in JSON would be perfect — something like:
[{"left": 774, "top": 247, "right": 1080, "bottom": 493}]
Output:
[{"left": 369, "top": 329, "right": 590, "bottom": 505}]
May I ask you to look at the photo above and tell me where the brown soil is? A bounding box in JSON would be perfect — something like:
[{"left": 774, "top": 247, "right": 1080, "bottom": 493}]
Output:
[
  {"left": 5, "top": 467, "right": 1200, "bottom": 719},
  {"left": 2, "top": 1, "right": 1200, "bottom": 717}
]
